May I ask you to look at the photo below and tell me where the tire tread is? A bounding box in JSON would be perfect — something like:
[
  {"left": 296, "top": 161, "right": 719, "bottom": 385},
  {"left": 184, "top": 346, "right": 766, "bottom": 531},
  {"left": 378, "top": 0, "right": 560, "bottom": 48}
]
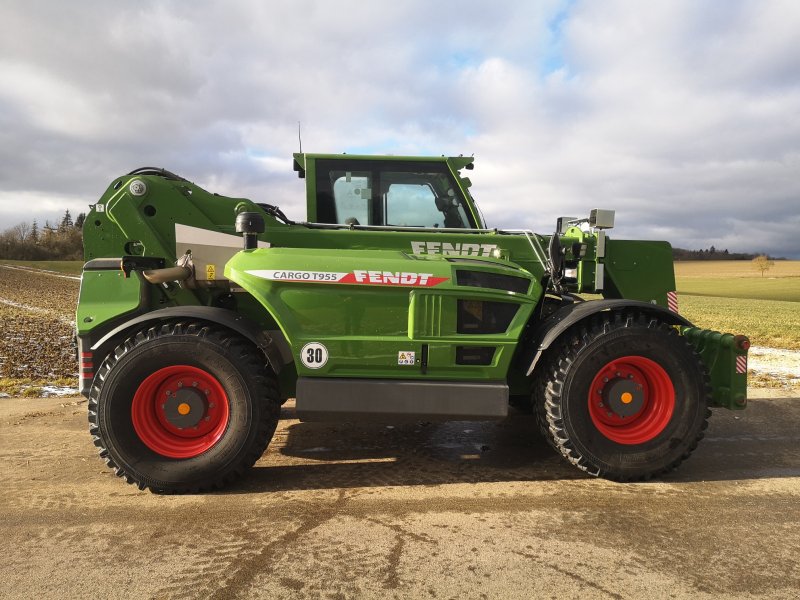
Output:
[{"left": 88, "top": 320, "right": 279, "bottom": 494}]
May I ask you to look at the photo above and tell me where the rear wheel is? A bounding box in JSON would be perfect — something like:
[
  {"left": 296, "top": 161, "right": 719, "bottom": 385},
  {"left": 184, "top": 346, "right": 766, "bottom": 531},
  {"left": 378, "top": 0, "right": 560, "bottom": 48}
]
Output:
[
  {"left": 536, "top": 312, "right": 710, "bottom": 480},
  {"left": 88, "top": 321, "right": 279, "bottom": 493}
]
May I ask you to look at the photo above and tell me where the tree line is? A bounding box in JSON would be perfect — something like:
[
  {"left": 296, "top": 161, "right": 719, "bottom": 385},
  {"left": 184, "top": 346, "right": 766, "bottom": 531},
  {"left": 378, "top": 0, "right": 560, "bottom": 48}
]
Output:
[
  {"left": 672, "top": 246, "right": 783, "bottom": 261},
  {"left": 0, "top": 210, "right": 84, "bottom": 260}
]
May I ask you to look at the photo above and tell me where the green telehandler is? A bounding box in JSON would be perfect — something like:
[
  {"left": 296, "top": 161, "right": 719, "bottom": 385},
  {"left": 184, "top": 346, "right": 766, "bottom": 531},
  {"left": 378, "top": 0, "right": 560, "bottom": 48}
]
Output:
[{"left": 76, "top": 153, "right": 749, "bottom": 492}]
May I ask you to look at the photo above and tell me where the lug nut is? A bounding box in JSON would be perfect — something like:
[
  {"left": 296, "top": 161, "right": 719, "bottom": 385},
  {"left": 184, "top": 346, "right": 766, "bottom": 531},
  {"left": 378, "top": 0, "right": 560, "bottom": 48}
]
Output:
[
  {"left": 599, "top": 402, "right": 604, "bottom": 407},
  {"left": 603, "top": 377, "right": 609, "bottom": 383},
  {"left": 192, "top": 381, "right": 198, "bottom": 387},
  {"left": 208, "top": 403, "right": 216, "bottom": 409},
  {"left": 177, "top": 382, "right": 183, "bottom": 388},
  {"left": 161, "top": 404, "right": 166, "bottom": 410},
  {"left": 204, "top": 416, "right": 210, "bottom": 421}
]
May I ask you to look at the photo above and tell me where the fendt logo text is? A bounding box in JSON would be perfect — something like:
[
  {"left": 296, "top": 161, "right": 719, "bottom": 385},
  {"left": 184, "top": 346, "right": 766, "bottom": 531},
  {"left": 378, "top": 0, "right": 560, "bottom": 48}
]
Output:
[
  {"left": 410, "top": 241, "right": 498, "bottom": 257},
  {"left": 247, "top": 269, "right": 448, "bottom": 287}
]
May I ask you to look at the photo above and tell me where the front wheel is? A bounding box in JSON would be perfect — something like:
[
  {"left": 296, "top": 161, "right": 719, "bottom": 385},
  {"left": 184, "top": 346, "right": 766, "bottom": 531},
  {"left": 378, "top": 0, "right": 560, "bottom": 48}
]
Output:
[
  {"left": 88, "top": 321, "right": 280, "bottom": 493},
  {"left": 536, "top": 312, "right": 710, "bottom": 480}
]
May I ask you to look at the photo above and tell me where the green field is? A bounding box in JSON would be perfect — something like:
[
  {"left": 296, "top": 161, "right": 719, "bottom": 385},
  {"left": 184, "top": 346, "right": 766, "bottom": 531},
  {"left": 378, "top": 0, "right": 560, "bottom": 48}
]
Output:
[
  {"left": 675, "top": 260, "right": 800, "bottom": 302},
  {"left": 679, "top": 295, "right": 800, "bottom": 350},
  {"left": 675, "top": 260, "right": 800, "bottom": 349},
  {"left": 0, "top": 259, "right": 83, "bottom": 275}
]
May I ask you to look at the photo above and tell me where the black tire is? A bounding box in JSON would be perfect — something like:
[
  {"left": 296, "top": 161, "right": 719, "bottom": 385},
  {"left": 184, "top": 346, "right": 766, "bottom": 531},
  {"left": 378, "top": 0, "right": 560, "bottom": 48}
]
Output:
[
  {"left": 535, "top": 312, "right": 711, "bottom": 481},
  {"left": 88, "top": 321, "right": 280, "bottom": 493}
]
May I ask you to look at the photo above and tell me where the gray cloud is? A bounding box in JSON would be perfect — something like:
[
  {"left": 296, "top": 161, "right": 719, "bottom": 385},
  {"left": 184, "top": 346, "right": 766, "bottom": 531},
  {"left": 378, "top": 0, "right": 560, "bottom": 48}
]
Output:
[{"left": 1, "top": 0, "right": 798, "bottom": 257}]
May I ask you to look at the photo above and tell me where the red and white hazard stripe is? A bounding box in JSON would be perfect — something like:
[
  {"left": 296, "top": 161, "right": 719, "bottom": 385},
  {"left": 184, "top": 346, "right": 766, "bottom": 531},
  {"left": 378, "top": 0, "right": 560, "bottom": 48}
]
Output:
[
  {"left": 667, "top": 291, "right": 679, "bottom": 313},
  {"left": 735, "top": 355, "right": 747, "bottom": 374}
]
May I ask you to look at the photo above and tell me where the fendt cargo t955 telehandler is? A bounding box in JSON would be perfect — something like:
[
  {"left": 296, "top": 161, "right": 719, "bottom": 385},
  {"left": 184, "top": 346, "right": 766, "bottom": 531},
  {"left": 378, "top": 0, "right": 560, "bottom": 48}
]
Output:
[{"left": 76, "top": 154, "right": 750, "bottom": 493}]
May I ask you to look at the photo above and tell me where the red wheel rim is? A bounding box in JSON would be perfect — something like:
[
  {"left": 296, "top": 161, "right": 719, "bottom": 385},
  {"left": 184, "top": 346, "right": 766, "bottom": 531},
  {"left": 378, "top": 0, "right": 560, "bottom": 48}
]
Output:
[
  {"left": 131, "top": 365, "right": 230, "bottom": 458},
  {"left": 587, "top": 356, "right": 675, "bottom": 445}
]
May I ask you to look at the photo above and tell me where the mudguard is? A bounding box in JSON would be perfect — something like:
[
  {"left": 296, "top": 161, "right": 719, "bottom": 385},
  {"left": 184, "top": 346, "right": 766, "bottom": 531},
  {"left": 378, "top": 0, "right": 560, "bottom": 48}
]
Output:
[{"left": 524, "top": 299, "right": 692, "bottom": 375}]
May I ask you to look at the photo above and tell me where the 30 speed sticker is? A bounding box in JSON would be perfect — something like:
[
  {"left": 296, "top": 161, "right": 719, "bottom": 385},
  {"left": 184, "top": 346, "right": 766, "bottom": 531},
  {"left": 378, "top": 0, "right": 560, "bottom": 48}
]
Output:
[
  {"left": 247, "top": 269, "right": 448, "bottom": 287},
  {"left": 301, "top": 342, "right": 328, "bottom": 369}
]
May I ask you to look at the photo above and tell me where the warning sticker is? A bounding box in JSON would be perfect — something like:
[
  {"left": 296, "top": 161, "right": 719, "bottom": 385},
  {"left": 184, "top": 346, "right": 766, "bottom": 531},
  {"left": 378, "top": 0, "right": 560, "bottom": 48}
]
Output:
[
  {"left": 246, "top": 269, "right": 448, "bottom": 287},
  {"left": 397, "top": 351, "right": 416, "bottom": 365},
  {"left": 206, "top": 264, "right": 216, "bottom": 280}
]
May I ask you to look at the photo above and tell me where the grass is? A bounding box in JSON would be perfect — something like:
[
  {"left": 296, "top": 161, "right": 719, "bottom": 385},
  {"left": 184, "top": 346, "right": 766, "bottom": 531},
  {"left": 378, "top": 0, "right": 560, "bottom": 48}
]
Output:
[
  {"left": 0, "top": 259, "right": 83, "bottom": 275},
  {"left": 673, "top": 261, "right": 800, "bottom": 348},
  {"left": 675, "top": 260, "right": 800, "bottom": 302},
  {"left": 679, "top": 295, "right": 800, "bottom": 350}
]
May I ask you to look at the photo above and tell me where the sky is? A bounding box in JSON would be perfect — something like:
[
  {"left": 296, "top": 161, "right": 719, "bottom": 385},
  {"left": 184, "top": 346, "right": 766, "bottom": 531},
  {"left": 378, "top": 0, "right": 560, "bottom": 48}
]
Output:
[{"left": 1, "top": 0, "right": 799, "bottom": 257}]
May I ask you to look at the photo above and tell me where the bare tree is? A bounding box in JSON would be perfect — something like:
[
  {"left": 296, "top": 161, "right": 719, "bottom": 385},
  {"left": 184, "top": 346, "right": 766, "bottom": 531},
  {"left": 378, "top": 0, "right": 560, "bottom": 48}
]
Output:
[
  {"left": 11, "top": 222, "right": 30, "bottom": 243},
  {"left": 752, "top": 255, "right": 775, "bottom": 277}
]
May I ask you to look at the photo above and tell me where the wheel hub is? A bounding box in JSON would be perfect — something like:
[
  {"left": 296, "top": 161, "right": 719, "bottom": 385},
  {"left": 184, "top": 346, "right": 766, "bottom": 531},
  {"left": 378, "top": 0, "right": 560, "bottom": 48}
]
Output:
[
  {"left": 603, "top": 378, "right": 644, "bottom": 418},
  {"left": 162, "top": 387, "right": 207, "bottom": 429}
]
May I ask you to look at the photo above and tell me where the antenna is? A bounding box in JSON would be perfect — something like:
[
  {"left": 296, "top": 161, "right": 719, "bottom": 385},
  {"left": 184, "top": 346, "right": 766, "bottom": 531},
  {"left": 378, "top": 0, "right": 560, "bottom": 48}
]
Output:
[{"left": 298, "top": 121, "right": 302, "bottom": 153}]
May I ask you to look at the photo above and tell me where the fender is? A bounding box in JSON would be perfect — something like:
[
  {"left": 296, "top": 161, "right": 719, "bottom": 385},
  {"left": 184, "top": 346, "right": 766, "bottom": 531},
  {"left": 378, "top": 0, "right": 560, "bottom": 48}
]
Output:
[
  {"left": 525, "top": 299, "right": 693, "bottom": 376},
  {"left": 88, "top": 306, "right": 286, "bottom": 375}
]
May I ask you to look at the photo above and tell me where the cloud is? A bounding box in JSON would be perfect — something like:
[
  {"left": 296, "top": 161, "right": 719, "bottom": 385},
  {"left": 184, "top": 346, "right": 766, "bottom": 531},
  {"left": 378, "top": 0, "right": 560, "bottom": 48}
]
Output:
[{"left": 0, "top": 0, "right": 798, "bottom": 257}]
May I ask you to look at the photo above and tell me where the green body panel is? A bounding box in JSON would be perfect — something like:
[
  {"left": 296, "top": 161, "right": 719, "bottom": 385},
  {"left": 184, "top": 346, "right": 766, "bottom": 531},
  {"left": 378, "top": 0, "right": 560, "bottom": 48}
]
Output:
[
  {"left": 77, "top": 152, "right": 748, "bottom": 410},
  {"left": 76, "top": 270, "right": 145, "bottom": 335},
  {"left": 603, "top": 239, "right": 676, "bottom": 305},
  {"left": 226, "top": 247, "right": 538, "bottom": 381},
  {"left": 681, "top": 327, "right": 748, "bottom": 410}
]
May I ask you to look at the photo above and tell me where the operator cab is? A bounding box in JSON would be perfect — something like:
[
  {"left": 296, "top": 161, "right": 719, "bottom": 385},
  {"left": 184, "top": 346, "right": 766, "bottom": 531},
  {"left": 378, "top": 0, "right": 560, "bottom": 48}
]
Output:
[{"left": 295, "top": 154, "right": 481, "bottom": 229}]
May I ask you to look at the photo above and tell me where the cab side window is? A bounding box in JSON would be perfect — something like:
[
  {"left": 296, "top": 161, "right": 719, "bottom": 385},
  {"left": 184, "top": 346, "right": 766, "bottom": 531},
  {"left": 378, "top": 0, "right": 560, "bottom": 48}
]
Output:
[
  {"left": 315, "top": 159, "right": 475, "bottom": 228},
  {"left": 330, "top": 171, "right": 371, "bottom": 225}
]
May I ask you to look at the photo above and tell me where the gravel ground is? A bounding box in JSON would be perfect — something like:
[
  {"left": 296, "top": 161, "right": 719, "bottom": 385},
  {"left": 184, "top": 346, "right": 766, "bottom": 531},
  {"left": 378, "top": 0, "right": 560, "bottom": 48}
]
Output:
[{"left": 1, "top": 393, "right": 798, "bottom": 599}]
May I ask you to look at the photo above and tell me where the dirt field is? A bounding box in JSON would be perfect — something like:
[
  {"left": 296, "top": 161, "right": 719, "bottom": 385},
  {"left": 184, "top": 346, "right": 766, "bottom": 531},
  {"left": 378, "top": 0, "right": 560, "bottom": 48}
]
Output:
[
  {"left": 2, "top": 392, "right": 799, "bottom": 599},
  {"left": 0, "top": 264, "right": 78, "bottom": 380}
]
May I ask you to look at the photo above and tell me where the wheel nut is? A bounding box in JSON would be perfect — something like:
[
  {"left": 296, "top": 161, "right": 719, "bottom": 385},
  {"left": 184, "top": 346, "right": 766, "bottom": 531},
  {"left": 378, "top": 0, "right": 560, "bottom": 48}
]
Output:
[
  {"left": 603, "top": 377, "right": 609, "bottom": 383},
  {"left": 161, "top": 404, "right": 166, "bottom": 410},
  {"left": 177, "top": 382, "right": 183, "bottom": 388},
  {"left": 599, "top": 402, "right": 604, "bottom": 408},
  {"left": 204, "top": 416, "right": 210, "bottom": 421},
  {"left": 192, "top": 381, "right": 198, "bottom": 387},
  {"left": 204, "top": 389, "right": 210, "bottom": 395},
  {"left": 208, "top": 403, "right": 215, "bottom": 409}
]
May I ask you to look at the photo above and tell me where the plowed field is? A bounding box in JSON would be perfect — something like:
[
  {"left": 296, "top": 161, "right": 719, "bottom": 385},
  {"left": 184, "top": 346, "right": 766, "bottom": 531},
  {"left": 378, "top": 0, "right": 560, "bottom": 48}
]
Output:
[{"left": 0, "top": 265, "right": 78, "bottom": 381}]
